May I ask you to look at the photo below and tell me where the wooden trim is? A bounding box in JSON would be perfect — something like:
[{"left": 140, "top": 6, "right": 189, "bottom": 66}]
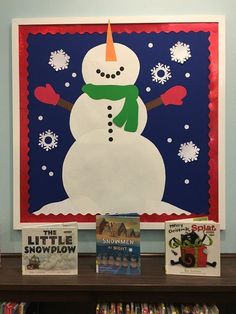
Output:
[
  {"left": 1, "top": 252, "right": 236, "bottom": 258},
  {"left": 1, "top": 254, "right": 236, "bottom": 304}
]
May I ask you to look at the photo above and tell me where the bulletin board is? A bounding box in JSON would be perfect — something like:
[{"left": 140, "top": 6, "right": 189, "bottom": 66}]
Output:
[{"left": 12, "top": 16, "right": 225, "bottom": 229}]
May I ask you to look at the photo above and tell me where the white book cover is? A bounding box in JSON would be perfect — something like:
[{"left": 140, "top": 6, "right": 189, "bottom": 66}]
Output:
[
  {"left": 165, "top": 220, "right": 220, "bottom": 276},
  {"left": 22, "top": 223, "right": 78, "bottom": 275}
]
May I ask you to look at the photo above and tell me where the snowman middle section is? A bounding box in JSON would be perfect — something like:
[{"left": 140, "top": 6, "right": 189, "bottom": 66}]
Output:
[{"left": 62, "top": 94, "right": 166, "bottom": 214}]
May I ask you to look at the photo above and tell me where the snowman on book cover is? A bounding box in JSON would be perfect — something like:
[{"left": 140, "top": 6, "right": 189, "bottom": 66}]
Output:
[
  {"left": 96, "top": 214, "right": 141, "bottom": 275},
  {"left": 165, "top": 220, "right": 220, "bottom": 276}
]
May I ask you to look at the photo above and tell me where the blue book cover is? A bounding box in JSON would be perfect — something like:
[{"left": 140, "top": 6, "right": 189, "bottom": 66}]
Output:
[{"left": 96, "top": 214, "right": 140, "bottom": 275}]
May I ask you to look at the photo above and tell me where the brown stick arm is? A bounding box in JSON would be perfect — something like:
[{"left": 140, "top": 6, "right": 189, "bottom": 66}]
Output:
[
  {"left": 145, "top": 97, "right": 163, "bottom": 111},
  {"left": 57, "top": 96, "right": 163, "bottom": 112},
  {"left": 57, "top": 98, "right": 74, "bottom": 111}
]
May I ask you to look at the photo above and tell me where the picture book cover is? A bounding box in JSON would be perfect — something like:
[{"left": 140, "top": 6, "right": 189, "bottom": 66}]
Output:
[
  {"left": 96, "top": 214, "right": 141, "bottom": 275},
  {"left": 22, "top": 223, "right": 78, "bottom": 275},
  {"left": 165, "top": 220, "right": 220, "bottom": 276}
]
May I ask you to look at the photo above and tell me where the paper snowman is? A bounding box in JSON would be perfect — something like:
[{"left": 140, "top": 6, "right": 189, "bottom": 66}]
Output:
[{"left": 34, "top": 22, "right": 189, "bottom": 216}]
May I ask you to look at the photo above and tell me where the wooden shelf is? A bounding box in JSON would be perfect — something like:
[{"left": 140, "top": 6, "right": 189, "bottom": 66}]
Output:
[{"left": 0, "top": 254, "right": 236, "bottom": 306}]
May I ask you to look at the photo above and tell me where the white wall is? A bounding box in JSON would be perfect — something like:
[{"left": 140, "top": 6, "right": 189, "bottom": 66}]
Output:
[{"left": 0, "top": 0, "right": 236, "bottom": 252}]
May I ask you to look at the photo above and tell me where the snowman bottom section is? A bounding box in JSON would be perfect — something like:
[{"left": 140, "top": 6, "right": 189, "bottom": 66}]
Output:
[{"left": 62, "top": 131, "right": 166, "bottom": 214}]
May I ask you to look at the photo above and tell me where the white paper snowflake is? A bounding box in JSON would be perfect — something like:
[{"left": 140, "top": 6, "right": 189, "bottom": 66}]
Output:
[
  {"left": 151, "top": 63, "right": 172, "bottom": 85},
  {"left": 170, "top": 41, "right": 191, "bottom": 64},
  {"left": 38, "top": 130, "right": 58, "bottom": 151},
  {"left": 48, "top": 49, "right": 70, "bottom": 71},
  {"left": 178, "top": 141, "right": 200, "bottom": 163}
]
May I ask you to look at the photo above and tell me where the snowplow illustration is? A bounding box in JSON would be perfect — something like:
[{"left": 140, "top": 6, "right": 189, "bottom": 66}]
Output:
[{"left": 27, "top": 255, "right": 40, "bottom": 270}]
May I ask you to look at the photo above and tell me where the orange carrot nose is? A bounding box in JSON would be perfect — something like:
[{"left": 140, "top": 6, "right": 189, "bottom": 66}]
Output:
[{"left": 106, "top": 20, "right": 117, "bottom": 62}]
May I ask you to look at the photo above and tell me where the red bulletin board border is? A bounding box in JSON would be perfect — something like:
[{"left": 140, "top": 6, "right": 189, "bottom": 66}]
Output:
[{"left": 14, "top": 19, "right": 223, "bottom": 228}]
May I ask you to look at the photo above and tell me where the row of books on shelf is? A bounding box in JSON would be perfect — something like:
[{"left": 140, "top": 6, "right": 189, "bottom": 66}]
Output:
[
  {"left": 0, "top": 302, "right": 34, "bottom": 314},
  {"left": 96, "top": 302, "right": 220, "bottom": 314},
  {"left": 21, "top": 215, "right": 220, "bottom": 277},
  {"left": 0, "top": 302, "right": 219, "bottom": 314}
]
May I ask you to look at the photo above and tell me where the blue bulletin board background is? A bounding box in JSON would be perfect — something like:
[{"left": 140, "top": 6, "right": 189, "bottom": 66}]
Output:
[
  {"left": 0, "top": 0, "right": 235, "bottom": 252},
  {"left": 27, "top": 31, "right": 209, "bottom": 215}
]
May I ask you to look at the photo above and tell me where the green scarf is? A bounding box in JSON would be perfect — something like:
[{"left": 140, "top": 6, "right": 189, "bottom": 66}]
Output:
[{"left": 82, "top": 84, "right": 139, "bottom": 132}]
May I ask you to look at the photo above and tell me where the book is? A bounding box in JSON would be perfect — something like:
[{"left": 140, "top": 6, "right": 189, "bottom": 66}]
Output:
[
  {"left": 165, "top": 220, "right": 220, "bottom": 276},
  {"left": 96, "top": 214, "right": 141, "bottom": 275},
  {"left": 18, "top": 302, "right": 31, "bottom": 314},
  {"left": 22, "top": 223, "right": 78, "bottom": 275},
  {"left": 18, "top": 303, "right": 28, "bottom": 314},
  {"left": 4, "top": 302, "right": 18, "bottom": 314},
  {"left": 0, "top": 303, "right": 6, "bottom": 314}
]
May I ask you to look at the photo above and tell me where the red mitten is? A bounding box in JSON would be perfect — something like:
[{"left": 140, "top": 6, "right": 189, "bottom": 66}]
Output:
[
  {"left": 160, "top": 85, "right": 187, "bottom": 106},
  {"left": 34, "top": 84, "right": 60, "bottom": 105}
]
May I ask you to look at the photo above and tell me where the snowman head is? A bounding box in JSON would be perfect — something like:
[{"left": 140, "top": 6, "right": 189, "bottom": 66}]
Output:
[{"left": 82, "top": 22, "right": 140, "bottom": 85}]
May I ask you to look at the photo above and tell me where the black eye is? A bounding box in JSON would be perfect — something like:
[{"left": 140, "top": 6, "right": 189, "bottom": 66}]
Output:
[
  {"left": 106, "top": 74, "right": 110, "bottom": 78},
  {"left": 116, "top": 71, "right": 120, "bottom": 76},
  {"left": 96, "top": 69, "right": 101, "bottom": 74},
  {"left": 120, "top": 66, "right": 124, "bottom": 71},
  {"left": 100, "top": 72, "right": 105, "bottom": 77}
]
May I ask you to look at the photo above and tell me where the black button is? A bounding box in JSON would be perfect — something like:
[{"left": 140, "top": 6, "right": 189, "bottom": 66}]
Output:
[
  {"left": 109, "top": 137, "right": 113, "bottom": 142},
  {"left": 100, "top": 72, "right": 105, "bottom": 77},
  {"left": 120, "top": 66, "right": 124, "bottom": 71},
  {"left": 111, "top": 74, "right": 115, "bottom": 79},
  {"left": 107, "top": 106, "right": 112, "bottom": 110},
  {"left": 108, "top": 114, "right": 112, "bottom": 118},
  {"left": 116, "top": 71, "right": 120, "bottom": 76},
  {"left": 108, "top": 122, "right": 112, "bottom": 126},
  {"left": 96, "top": 69, "right": 101, "bottom": 74},
  {"left": 106, "top": 74, "right": 110, "bottom": 78},
  {"left": 108, "top": 129, "right": 113, "bottom": 133}
]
